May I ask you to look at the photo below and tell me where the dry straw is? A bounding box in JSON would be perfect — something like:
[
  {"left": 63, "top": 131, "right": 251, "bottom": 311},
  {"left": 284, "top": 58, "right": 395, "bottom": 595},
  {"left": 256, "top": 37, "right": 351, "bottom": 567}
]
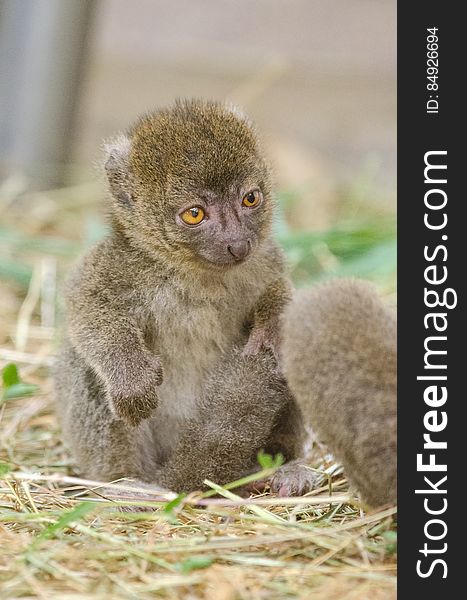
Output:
[{"left": 0, "top": 177, "right": 396, "bottom": 599}]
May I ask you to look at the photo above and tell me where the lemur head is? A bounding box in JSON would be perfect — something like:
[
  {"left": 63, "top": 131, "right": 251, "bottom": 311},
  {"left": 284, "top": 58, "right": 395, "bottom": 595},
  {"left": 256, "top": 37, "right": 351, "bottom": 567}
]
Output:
[{"left": 104, "top": 99, "right": 274, "bottom": 268}]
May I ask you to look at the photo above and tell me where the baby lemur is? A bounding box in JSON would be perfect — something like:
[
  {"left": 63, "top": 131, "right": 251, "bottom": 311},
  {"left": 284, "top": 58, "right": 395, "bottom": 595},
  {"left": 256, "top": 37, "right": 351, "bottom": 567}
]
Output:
[
  {"left": 55, "top": 99, "right": 396, "bottom": 506},
  {"left": 55, "top": 99, "right": 303, "bottom": 492}
]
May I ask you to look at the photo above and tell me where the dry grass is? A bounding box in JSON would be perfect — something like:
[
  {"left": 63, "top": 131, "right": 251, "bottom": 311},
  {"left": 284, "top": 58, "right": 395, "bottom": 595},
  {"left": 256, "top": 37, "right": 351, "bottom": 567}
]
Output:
[{"left": 0, "top": 176, "right": 396, "bottom": 599}]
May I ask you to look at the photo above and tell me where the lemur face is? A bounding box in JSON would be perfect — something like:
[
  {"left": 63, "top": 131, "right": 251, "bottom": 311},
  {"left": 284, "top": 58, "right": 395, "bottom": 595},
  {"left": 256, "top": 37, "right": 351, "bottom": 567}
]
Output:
[{"left": 105, "top": 100, "right": 274, "bottom": 268}]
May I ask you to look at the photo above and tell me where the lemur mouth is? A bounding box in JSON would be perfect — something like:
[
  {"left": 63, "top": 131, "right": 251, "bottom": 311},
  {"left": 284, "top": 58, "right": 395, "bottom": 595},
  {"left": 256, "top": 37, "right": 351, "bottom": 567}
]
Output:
[{"left": 202, "top": 252, "right": 251, "bottom": 270}]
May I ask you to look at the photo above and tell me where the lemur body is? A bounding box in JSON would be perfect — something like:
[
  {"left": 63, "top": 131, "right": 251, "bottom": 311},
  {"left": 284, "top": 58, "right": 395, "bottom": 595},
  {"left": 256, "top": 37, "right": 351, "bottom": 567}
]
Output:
[
  {"left": 60, "top": 233, "right": 287, "bottom": 466},
  {"left": 278, "top": 279, "right": 397, "bottom": 507},
  {"left": 55, "top": 100, "right": 301, "bottom": 491},
  {"left": 55, "top": 99, "right": 396, "bottom": 506}
]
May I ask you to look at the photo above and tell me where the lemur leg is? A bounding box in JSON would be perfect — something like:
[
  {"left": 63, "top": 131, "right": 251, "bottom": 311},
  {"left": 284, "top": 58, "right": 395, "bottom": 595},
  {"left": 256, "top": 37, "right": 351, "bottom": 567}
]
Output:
[
  {"left": 155, "top": 349, "right": 305, "bottom": 493},
  {"left": 55, "top": 344, "right": 307, "bottom": 495},
  {"left": 54, "top": 342, "right": 156, "bottom": 482}
]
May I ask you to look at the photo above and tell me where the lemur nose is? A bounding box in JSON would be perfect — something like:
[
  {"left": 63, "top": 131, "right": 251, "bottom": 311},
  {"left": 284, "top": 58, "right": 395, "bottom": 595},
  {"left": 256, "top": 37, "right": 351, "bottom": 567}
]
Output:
[{"left": 227, "top": 240, "right": 251, "bottom": 261}]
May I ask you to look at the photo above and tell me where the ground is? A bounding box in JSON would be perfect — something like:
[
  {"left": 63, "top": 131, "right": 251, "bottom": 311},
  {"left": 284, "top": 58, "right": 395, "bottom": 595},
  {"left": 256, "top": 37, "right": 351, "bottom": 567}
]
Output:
[{"left": 0, "top": 178, "right": 396, "bottom": 599}]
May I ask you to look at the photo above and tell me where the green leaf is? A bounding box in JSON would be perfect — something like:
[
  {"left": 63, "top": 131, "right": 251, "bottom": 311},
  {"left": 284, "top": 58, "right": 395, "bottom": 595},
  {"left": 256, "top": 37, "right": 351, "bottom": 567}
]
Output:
[
  {"left": 163, "top": 493, "right": 187, "bottom": 513},
  {"left": 382, "top": 530, "right": 397, "bottom": 554},
  {"left": 177, "top": 556, "right": 213, "bottom": 573},
  {"left": 3, "top": 383, "right": 39, "bottom": 400},
  {"left": 257, "top": 450, "right": 284, "bottom": 469},
  {"left": 36, "top": 502, "right": 95, "bottom": 542},
  {"left": 0, "top": 462, "right": 11, "bottom": 476},
  {"left": 1, "top": 363, "right": 39, "bottom": 402},
  {"left": 277, "top": 216, "right": 397, "bottom": 289},
  {"left": 162, "top": 493, "right": 187, "bottom": 524},
  {"left": 2, "top": 363, "right": 20, "bottom": 387}
]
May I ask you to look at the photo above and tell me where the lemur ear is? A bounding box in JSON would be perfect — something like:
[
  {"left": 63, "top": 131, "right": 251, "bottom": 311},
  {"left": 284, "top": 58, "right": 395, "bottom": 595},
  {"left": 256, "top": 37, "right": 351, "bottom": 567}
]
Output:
[
  {"left": 223, "top": 102, "right": 252, "bottom": 126},
  {"left": 103, "top": 134, "right": 133, "bottom": 206}
]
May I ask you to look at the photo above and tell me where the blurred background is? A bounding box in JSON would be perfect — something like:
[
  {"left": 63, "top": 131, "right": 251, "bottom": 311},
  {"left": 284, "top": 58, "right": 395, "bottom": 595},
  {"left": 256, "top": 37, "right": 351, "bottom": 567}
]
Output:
[
  {"left": 0, "top": 5, "right": 397, "bottom": 595},
  {"left": 0, "top": 0, "right": 396, "bottom": 355}
]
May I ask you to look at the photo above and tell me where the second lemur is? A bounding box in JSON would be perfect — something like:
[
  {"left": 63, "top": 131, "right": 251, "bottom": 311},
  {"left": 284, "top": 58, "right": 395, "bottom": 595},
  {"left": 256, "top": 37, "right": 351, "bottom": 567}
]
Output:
[{"left": 273, "top": 279, "right": 397, "bottom": 507}]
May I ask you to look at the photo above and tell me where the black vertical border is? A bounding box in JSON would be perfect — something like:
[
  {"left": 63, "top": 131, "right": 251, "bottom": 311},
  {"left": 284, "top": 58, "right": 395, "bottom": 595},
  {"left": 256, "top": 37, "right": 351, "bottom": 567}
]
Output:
[{"left": 398, "top": 2, "right": 463, "bottom": 597}]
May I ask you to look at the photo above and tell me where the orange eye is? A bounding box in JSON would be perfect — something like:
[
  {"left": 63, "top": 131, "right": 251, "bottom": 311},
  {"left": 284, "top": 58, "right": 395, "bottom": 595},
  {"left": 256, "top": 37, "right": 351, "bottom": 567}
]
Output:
[
  {"left": 242, "top": 190, "right": 262, "bottom": 208},
  {"left": 180, "top": 206, "right": 205, "bottom": 226}
]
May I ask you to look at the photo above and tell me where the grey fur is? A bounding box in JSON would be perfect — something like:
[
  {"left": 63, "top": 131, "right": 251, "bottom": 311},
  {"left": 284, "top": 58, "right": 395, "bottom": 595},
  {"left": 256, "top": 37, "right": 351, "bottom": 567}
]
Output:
[
  {"left": 54, "top": 99, "right": 301, "bottom": 491},
  {"left": 280, "top": 279, "right": 397, "bottom": 507},
  {"left": 54, "top": 100, "right": 396, "bottom": 505}
]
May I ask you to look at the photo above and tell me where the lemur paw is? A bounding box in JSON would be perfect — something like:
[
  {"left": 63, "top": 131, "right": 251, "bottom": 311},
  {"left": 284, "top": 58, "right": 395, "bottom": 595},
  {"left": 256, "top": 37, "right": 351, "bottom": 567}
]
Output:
[
  {"left": 243, "top": 327, "right": 280, "bottom": 361},
  {"left": 108, "top": 356, "right": 163, "bottom": 427},
  {"left": 110, "top": 391, "right": 159, "bottom": 427},
  {"left": 269, "top": 462, "right": 318, "bottom": 497}
]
